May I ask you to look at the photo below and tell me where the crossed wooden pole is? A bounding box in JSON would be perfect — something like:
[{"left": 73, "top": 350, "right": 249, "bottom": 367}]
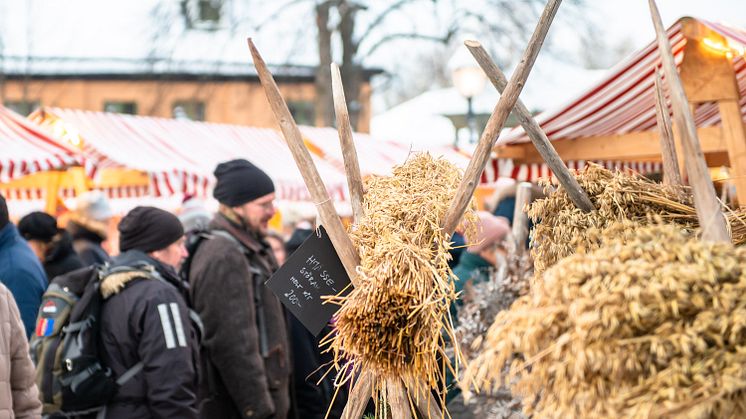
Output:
[{"left": 248, "top": 0, "right": 577, "bottom": 416}]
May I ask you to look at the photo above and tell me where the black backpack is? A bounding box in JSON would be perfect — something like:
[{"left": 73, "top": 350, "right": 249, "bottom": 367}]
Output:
[{"left": 30, "top": 265, "right": 146, "bottom": 416}]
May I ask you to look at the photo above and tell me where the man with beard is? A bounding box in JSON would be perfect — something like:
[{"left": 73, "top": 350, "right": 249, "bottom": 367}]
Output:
[{"left": 188, "top": 159, "right": 290, "bottom": 419}]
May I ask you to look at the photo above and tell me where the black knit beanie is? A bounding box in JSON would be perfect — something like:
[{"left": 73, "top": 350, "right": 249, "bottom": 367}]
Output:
[
  {"left": 0, "top": 194, "right": 7, "bottom": 230},
  {"left": 213, "top": 159, "right": 275, "bottom": 207},
  {"left": 118, "top": 206, "right": 184, "bottom": 253},
  {"left": 18, "top": 212, "right": 59, "bottom": 242}
]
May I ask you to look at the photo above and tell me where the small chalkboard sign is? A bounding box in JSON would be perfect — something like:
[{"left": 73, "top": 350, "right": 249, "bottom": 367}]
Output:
[{"left": 266, "top": 226, "right": 353, "bottom": 336}]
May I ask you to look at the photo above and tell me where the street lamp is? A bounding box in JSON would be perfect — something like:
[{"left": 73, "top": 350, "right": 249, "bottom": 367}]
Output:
[{"left": 452, "top": 65, "right": 486, "bottom": 146}]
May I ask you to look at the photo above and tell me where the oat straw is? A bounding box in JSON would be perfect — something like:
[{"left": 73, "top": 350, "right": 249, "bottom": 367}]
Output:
[
  {"left": 529, "top": 163, "right": 746, "bottom": 273},
  {"left": 464, "top": 221, "right": 746, "bottom": 418},
  {"left": 322, "top": 153, "right": 477, "bottom": 412}
]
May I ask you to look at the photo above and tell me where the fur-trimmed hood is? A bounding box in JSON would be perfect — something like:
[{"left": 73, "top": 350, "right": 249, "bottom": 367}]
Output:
[{"left": 100, "top": 269, "right": 153, "bottom": 299}]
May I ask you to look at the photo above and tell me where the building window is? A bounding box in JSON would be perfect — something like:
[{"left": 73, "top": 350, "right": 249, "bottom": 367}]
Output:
[
  {"left": 182, "top": 0, "right": 223, "bottom": 29},
  {"left": 173, "top": 101, "right": 206, "bottom": 121},
  {"left": 5, "top": 100, "right": 40, "bottom": 116},
  {"left": 288, "top": 101, "right": 315, "bottom": 126},
  {"left": 104, "top": 101, "right": 137, "bottom": 115}
]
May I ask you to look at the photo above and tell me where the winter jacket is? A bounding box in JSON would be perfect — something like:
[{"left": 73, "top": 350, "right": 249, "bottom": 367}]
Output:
[
  {"left": 189, "top": 214, "right": 290, "bottom": 419},
  {"left": 0, "top": 283, "right": 42, "bottom": 419},
  {"left": 67, "top": 221, "right": 110, "bottom": 267},
  {"left": 451, "top": 251, "right": 493, "bottom": 323},
  {"left": 98, "top": 250, "right": 199, "bottom": 419},
  {"left": 43, "top": 232, "right": 84, "bottom": 281},
  {"left": 288, "top": 318, "right": 345, "bottom": 419},
  {"left": 0, "top": 224, "right": 47, "bottom": 338}
]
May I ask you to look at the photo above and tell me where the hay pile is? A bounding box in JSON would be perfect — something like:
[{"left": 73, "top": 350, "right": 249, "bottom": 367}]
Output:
[
  {"left": 529, "top": 163, "right": 746, "bottom": 273},
  {"left": 324, "top": 153, "right": 476, "bottom": 404},
  {"left": 463, "top": 221, "right": 746, "bottom": 418}
]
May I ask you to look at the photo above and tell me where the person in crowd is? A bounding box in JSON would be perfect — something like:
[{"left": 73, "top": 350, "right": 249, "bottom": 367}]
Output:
[
  {"left": 188, "top": 159, "right": 290, "bottom": 419},
  {"left": 282, "top": 229, "right": 347, "bottom": 419},
  {"left": 265, "top": 231, "right": 287, "bottom": 266},
  {"left": 178, "top": 194, "right": 212, "bottom": 233},
  {"left": 98, "top": 206, "right": 198, "bottom": 418},
  {"left": 0, "top": 194, "right": 47, "bottom": 338},
  {"left": 66, "top": 191, "right": 112, "bottom": 266},
  {"left": 0, "top": 281, "right": 42, "bottom": 419},
  {"left": 18, "top": 211, "right": 84, "bottom": 280},
  {"left": 451, "top": 212, "right": 511, "bottom": 320}
]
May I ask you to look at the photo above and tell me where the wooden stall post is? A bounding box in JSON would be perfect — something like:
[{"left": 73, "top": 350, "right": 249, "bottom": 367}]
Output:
[{"left": 649, "top": 0, "right": 730, "bottom": 242}]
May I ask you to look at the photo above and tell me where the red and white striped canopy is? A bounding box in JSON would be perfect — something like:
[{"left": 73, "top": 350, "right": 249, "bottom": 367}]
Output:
[
  {"left": 0, "top": 105, "right": 78, "bottom": 184},
  {"left": 500, "top": 18, "right": 746, "bottom": 145},
  {"left": 300, "top": 126, "right": 473, "bottom": 177},
  {"left": 36, "top": 108, "right": 349, "bottom": 203}
]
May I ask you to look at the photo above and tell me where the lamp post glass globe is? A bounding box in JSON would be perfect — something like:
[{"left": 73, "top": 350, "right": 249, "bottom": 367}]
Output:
[{"left": 452, "top": 66, "right": 486, "bottom": 145}]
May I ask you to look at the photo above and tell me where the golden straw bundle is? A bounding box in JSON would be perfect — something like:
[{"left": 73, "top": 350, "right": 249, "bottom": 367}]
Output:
[
  {"left": 323, "top": 153, "right": 476, "bottom": 408},
  {"left": 529, "top": 163, "right": 746, "bottom": 273},
  {"left": 464, "top": 221, "right": 746, "bottom": 418}
]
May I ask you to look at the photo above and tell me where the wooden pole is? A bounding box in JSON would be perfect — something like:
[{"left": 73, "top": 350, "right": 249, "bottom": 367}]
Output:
[
  {"left": 653, "top": 70, "right": 683, "bottom": 186},
  {"left": 248, "top": 39, "right": 362, "bottom": 282},
  {"left": 464, "top": 40, "right": 594, "bottom": 213},
  {"left": 386, "top": 378, "right": 413, "bottom": 419},
  {"left": 331, "top": 63, "right": 366, "bottom": 222},
  {"left": 717, "top": 98, "right": 746, "bottom": 207},
  {"left": 647, "top": 0, "right": 729, "bottom": 243},
  {"left": 341, "top": 371, "right": 375, "bottom": 419},
  {"left": 442, "top": 0, "right": 563, "bottom": 235},
  {"left": 512, "top": 182, "right": 532, "bottom": 255}
]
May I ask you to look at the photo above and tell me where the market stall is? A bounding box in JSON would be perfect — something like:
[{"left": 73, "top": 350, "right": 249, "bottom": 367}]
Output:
[
  {"left": 495, "top": 17, "right": 746, "bottom": 201},
  {"left": 31, "top": 108, "right": 350, "bottom": 214},
  {"left": 0, "top": 105, "right": 80, "bottom": 215}
]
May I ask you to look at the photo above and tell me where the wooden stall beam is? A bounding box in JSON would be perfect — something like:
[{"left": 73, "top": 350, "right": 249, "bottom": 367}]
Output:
[{"left": 496, "top": 125, "right": 725, "bottom": 164}]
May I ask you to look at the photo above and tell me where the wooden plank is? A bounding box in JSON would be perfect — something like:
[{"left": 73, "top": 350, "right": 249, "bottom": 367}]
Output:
[
  {"left": 648, "top": 0, "right": 729, "bottom": 242},
  {"left": 497, "top": 125, "right": 725, "bottom": 164},
  {"left": 654, "top": 71, "right": 682, "bottom": 186},
  {"left": 331, "top": 63, "right": 365, "bottom": 222},
  {"left": 465, "top": 40, "right": 593, "bottom": 212},
  {"left": 718, "top": 99, "right": 746, "bottom": 206},
  {"left": 442, "top": 0, "right": 563, "bottom": 235},
  {"left": 248, "top": 39, "right": 362, "bottom": 283}
]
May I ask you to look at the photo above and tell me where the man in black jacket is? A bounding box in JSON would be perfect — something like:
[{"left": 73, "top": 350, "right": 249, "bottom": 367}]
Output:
[
  {"left": 189, "top": 159, "right": 290, "bottom": 419},
  {"left": 98, "top": 206, "right": 199, "bottom": 418}
]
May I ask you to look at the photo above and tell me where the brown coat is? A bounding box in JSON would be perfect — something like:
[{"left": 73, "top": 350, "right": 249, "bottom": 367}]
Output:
[
  {"left": 0, "top": 283, "right": 42, "bottom": 419},
  {"left": 189, "top": 214, "right": 290, "bottom": 419}
]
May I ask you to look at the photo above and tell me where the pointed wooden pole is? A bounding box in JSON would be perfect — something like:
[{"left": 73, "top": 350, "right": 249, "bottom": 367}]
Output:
[
  {"left": 464, "top": 40, "right": 594, "bottom": 213},
  {"left": 442, "top": 0, "right": 563, "bottom": 235},
  {"left": 331, "top": 63, "right": 365, "bottom": 223},
  {"left": 248, "top": 39, "right": 362, "bottom": 281},
  {"left": 653, "top": 70, "right": 682, "bottom": 186},
  {"left": 648, "top": 0, "right": 729, "bottom": 242},
  {"left": 512, "top": 182, "right": 532, "bottom": 255}
]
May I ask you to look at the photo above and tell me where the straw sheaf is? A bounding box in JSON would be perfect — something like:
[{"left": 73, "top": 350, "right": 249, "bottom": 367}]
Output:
[
  {"left": 528, "top": 163, "right": 746, "bottom": 273},
  {"left": 324, "top": 153, "right": 477, "bottom": 402},
  {"left": 463, "top": 221, "right": 746, "bottom": 418}
]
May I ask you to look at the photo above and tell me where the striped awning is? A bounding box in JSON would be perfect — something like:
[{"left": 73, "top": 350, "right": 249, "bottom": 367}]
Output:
[
  {"left": 300, "top": 126, "right": 474, "bottom": 179},
  {"left": 484, "top": 159, "right": 662, "bottom": 183},
  {"left": 34, "top": 108, "right": 349, "bottom": 203},
  {"left": 0, "top": 105, "right": 78, "bottom": 184},
  {"left": 499, "top": 18, "right": 746, "bottom": 146}
]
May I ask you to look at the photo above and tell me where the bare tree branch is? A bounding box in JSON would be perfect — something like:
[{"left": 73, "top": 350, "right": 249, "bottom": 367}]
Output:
[
  {"left": 253, "top": 0, "right": 312, "bottom": 31},
  {"left": 363, "top": 29, "right": 457, "bottom": 58},
  {"left": 356, "top": 0, "right": 423, "bottom": 45}
]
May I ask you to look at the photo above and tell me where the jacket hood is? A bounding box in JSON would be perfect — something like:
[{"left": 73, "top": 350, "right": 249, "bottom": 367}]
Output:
[{"left": 101, "top": 250, "right": 188, "bottom": 300}]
